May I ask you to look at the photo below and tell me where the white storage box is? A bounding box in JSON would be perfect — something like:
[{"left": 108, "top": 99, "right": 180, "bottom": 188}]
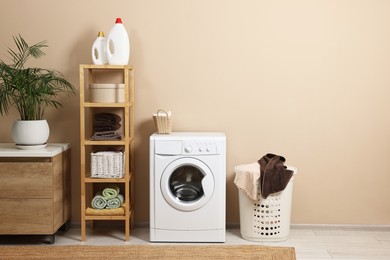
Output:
[
  {"left": 91, "top": 151, "right": 125, "bottom": 178},
  {"left": 89, "top": 83, "right": 125, "bottom": 103},
  {"left": 238, "top": 166, "right": 297, "bottom": 242}
]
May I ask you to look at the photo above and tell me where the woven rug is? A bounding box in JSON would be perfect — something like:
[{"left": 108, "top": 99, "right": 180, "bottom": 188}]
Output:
[{"left": 0, "top": 245, "right": 296, "bottom": 259}]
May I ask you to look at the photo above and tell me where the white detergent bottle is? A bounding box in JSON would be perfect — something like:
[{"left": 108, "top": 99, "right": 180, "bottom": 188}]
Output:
[
  {"left": 106, "top": 17, "right": 130, "bottom": 65},
  {"left": 91, "top": 31, "right": 108, "bottom": 65}
]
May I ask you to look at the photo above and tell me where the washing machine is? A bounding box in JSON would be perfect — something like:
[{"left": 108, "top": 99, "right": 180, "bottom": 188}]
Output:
[{"left": 150, "top": 132, "right": 226, "bottom": 242}]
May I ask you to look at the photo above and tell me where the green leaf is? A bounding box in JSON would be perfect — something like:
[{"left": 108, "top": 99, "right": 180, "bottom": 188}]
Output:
[{"left": 0, "top": 35, "right": 75, "bottom": 120}]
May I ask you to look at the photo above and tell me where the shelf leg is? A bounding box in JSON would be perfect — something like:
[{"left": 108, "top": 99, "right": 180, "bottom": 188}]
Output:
[
  {"left": 125, "top": 217, "right": 130, "bottom": 241},
  {"left": 81, "top": 219, "right": 86, "bottom": 241}
]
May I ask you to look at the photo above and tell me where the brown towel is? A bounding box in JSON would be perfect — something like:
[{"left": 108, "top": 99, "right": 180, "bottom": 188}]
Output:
[
  {"left": 94, "top": 113, "right": 121, "bottom": 123},
  {"left": 258, "top": 153, "right": 294, "bottom": 199}
]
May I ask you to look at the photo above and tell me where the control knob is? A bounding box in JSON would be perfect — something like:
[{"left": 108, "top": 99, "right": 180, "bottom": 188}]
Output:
[{"left": 184, "top": 145, "right": 193, "bottom": 153}]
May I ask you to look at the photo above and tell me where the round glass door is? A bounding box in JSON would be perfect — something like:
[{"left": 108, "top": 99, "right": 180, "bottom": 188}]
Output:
[
  {"left": 161, "top": 157, "right": 215, "bottom": 211},
  {"left": 169, "top": 165, "right": 204, "bottom": 202}
]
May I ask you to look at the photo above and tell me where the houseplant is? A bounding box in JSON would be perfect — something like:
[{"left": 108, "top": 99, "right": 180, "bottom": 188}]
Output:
[{"left": 0, "top": 35, "right": 76, "bottom": 149}]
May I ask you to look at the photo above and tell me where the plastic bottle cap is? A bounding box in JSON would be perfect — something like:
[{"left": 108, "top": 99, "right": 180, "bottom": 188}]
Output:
[
  {"left": 97, "top": 31, "right": 105, "bottom": 37},
  {"left": 115, "top": 18, "right": 123, "bottom": 24}
]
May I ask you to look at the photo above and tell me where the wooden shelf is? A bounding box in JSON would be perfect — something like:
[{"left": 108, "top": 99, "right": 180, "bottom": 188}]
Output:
[
  {"left": 85, "top": 215, "right": 126, "bottom": 220},
  {"left": 84, "top": 206, "right": 133, "bottom": 221},
  {"left": 84, "top": 173, "right": 133, "bottom": 183},
  {"left": 84, "top": 177, "right": 126, "bottom": 183},
  {"left": 80, "top": 64, "right": 134, "bottom": 70},
  {"left": 83, "top": 137, "right": 134, "bottom": 146},
  {"left": 83, "top": 102, "right": 132, "bottom": 108},
  {"left": 79, "top": 64, "right": 135, "bottom": 242},
  {"left": 84, "top": 140, "right": 126, "bottom": 146}
]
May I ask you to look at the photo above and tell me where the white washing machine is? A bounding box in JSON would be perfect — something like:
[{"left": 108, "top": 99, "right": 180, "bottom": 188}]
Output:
[{"left": 150, "top": 132, "right": 226, "bottom": 242}]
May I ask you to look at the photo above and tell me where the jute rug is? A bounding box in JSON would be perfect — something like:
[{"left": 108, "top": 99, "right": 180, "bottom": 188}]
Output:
[{"left": 0, "top": 245, "right": 296, "bottom": 259}]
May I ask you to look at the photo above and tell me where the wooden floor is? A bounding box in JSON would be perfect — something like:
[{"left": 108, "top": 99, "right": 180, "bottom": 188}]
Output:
[{"left": 1, "top": 225, "right": 390, "bottom": 259}]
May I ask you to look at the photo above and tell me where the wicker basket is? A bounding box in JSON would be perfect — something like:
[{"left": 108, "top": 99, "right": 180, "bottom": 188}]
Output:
[
  {"left": 153, "top": 109, "right": 172, "bottom": 134},
  {"left": 91, "top": 151, "right": 125, "bottom": 178}
]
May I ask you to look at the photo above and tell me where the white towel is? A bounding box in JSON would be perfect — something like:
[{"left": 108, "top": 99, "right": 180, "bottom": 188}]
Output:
[{"left": 234, "top": 162, "right": 261, "bottom": 201}]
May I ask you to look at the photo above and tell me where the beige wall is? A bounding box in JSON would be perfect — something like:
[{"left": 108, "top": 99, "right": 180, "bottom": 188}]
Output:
[{"left": 1, "top": 0, "right": 390, "bottom": 225}]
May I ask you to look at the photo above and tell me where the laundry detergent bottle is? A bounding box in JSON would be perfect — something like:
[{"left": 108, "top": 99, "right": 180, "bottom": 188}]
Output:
[
  {"left": 106, "top": 17, "right": 130, "bottom": 65},
  {"left": 91, "top": 31, "right": 108, "bottom": 65}
]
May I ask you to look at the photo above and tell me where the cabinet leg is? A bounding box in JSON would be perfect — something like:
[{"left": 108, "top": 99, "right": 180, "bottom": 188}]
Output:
[
  {"left": 48, "top": 234, "right": 55, "bottom": 244},
  {"left": 59, "top": 220, "right": 71, "bottom": 232}
]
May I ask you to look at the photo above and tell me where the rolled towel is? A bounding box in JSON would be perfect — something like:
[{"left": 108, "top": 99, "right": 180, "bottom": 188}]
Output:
[
  {"left": 106, "top": 194, "right": 124, "bottom": 209},
  {"left": 102, "top": 185, "right": 120, "bottom": 199},
  {"left": 91, "top": 193, "right": 107, "bottom": 209}
]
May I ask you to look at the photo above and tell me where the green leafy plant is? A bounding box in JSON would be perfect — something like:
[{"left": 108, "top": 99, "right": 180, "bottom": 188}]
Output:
[{"left": 0, "top": 35, "right": 76, "bottom": 120}]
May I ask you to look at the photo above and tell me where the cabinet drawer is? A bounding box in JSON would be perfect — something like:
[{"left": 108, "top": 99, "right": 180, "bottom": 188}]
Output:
[
  {"left": 0, "top": 198, "right": 53, "bottom": 234},
  {"left": 0, "top": 159, "right": 52, "bottom": 198}
]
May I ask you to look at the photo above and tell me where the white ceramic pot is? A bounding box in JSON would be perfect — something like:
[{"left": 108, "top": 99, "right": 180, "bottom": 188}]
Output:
[{"left": 12, "top": 120, "right": 50, "bottom": 149}]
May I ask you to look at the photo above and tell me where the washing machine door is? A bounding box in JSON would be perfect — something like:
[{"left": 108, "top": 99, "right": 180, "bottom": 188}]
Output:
[{"left": 160, "top": 157, "right": 215, "bottom": 212}]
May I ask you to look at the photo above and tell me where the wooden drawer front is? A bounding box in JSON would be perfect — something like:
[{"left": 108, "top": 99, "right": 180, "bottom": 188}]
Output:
[
  {"left": 0, "top": 199, "right": 53, "bottom": 234},
  {"left": 0, "top": 161, "right": 52, "bottom": 198}
]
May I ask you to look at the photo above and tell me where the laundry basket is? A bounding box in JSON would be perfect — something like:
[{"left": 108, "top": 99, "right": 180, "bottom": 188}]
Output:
[{"left": 238, "top": 166, "right": 297, "bottom": 242}]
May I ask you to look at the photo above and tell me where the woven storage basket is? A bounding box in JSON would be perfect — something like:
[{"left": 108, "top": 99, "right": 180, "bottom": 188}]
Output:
[
  {"left": 153, "top": 109, "right": 172, "bottom": 134},
  {"left": 91, "top": 151, "right": 125, "bottom": 178}
]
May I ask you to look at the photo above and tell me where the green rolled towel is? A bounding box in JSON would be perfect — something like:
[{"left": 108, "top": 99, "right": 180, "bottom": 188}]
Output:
[
  {"left": 102, "top": 185, "right": 120, "bottom": 199},
  {"left": 91, "top": 193, "right": 107, "bottom": 209},
  {"left": 106, "top": 194, "right": 124, "bottom": 209}
]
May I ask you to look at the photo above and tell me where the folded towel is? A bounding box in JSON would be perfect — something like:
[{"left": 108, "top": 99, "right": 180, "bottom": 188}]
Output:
[
  {"left": 85, "top": 204, "right": 125, "bottom": 216},
  {"left": 91, "top": 193, "right": 107, "bottom": 209},
  {"left": 234, "top": 162, "right": 261, "bottom": 201},
  {"left": 91, "top": 130, "right": 122, "bottom": 141},
  {"left": 102, "top": 185, "right": 120, "bottom": 199},
  {"left": 93, "top": 124, "right": 121, "bottom": 132},
  {"left": 94, "top": 113, "right": 121, "bottom": 123},
  {"left": 93, "top": 113, "right": 122, "bottom": 133},
  {"left": 106, "top": 194, "right": 124, "bottom": 209}
]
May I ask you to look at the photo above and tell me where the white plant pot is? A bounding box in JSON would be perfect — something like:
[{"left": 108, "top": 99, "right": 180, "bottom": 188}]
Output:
[{"left": 12, "top": 120, "right": 50, "bottom": 149}]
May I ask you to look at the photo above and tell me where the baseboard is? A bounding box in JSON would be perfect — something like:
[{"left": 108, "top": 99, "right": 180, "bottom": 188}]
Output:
[
  {"left": 290, "top": 223, "right": 390, "bottom": 230},
  {"left": 69, "top": 221, "right": 390, "bottom": 231}
]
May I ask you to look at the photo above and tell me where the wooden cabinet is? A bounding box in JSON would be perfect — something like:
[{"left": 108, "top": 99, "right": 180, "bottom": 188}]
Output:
[
  {"left": 79, "top": 65, "right": 134, "bottom": 241},
  {"left": 0, "top": 143, "right": 71, "bottom": 243}
]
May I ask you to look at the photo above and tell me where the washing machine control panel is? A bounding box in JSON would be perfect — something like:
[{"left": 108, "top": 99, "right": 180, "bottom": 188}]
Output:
[{"left": 183, "top": 141, "right": 220, "bottom": 155}]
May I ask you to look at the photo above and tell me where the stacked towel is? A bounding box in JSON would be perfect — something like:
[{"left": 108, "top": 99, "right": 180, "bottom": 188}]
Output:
[
  {"left": 106, "top": 194, "right": 124, "bottom": 209},
  {"left": 102, "top": 185, "right": 120, "bottom": 199},
  {"left": 92, "top": 113, "right": 122, "bottom": 140},
  {"left": 91, "top": 131, "right": 122, "bottom": 141},
  {"left": 91, "top": 193, "right": 107, "bottom": 209},
  {"left": 91, "top": 185, "right": 124, "bottom": 210}
]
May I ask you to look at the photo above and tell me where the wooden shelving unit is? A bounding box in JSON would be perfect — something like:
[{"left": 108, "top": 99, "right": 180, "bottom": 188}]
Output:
[{"left": 79, "top": 64, "right": 134, "bottom": 241}]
